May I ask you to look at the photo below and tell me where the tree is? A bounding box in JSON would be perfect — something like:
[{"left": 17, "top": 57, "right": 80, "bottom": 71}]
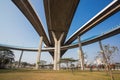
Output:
[
  {"left": 59, "top": 58, "right": 77, "bottom": 69},
  {"left": 103, "top": 45, "right": 118, "bottom": 64},
  {"left": 0, "top": 48, "right": 14, "bottom": 68},
  {"left": 40, "top": 60, "right": 47, "bottom": 65},
  {"left": 39, "top": 60, "right": 47, "bottom": 69},
  {"left": 97, "top": 44, "right": 119, "bottom": 80},
  {"left": 21, "top": 62, "right": 28, "bottom": 68}
]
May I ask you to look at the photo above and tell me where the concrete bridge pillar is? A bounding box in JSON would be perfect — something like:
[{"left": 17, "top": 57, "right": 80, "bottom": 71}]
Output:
[
  {"left": 52, "top": 32, "right": 64, "bottom": 70},
  {"left": 36, "top": 36, "right": 43, "bottom": 69},
  {"left": 78, "top": 36, "right": 84, "bottom": 70},
  {"left": 18, "top": 50, "right": 24, "bottom": 68}
]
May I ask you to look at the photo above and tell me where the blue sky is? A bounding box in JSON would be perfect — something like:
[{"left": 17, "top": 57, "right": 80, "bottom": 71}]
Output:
[{"left": 0, "top": 0, "right": 120, "bottom": 64}]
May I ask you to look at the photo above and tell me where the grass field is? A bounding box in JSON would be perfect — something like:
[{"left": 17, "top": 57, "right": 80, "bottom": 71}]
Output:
[{"left": 0, "top": 69, "right": 120, "bottom": 80}]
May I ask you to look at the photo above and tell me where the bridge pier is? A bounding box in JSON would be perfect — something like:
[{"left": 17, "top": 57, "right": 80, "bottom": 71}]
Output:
[
  {"left": 78, "top": 36, "right": 84, "bottom": 70},
  {"left": 52, "top": 32, "right": 64, "bottom": 70},
  {"left": 18, "top": 50, "right": 24, "bottom": 68},
  {"left": 36, "top": 36, "right": 43, "bottom": 69}
]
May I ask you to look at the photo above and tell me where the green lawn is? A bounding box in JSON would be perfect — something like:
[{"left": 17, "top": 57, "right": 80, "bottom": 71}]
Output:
[{"left": 0, "top": 69, "right": 120, "bottom": 80}]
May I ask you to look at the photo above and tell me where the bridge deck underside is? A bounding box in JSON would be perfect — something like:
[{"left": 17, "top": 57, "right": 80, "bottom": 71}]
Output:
[{"left": 44, "top": 0, "right": 79, "bottom": 47}]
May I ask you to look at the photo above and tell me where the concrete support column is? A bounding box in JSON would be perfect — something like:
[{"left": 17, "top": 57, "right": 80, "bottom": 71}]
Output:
[
  {"left": 36, "top": 36, "right": 43, "bottom": 69},
  {"left": 57, "top": 40, "right": 61, "bottom": 70},
  {"left": 57, "top": 33, "right": 64, "bottom": 70},
  {"left": 52, "top": 31, "right": 64, "bottom": 70},
  {"left": 54, "top": 39, "right": 58, "bottom": 70},
  {"left": 18, "top": 50, "right": 24, "bottom": 68},
  {"left": 52, "top": 31, "right": 58, "bottom": 70},
  {"left": 78, "top": 36, "right": 84, "bottom": 70}
]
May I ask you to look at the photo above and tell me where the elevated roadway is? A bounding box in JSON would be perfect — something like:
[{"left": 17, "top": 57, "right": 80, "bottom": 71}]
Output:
[
  {"left": 12, "top": 0, "right": 51, "bottom": 46},
  {"left": 65, "top": 0, "right": 120, "bottom": 45},
  {"left": 61, "top": 26, "right": 120, "bottom": 50},
  {"left": 0, "top": 26, "right": 119, "bottom": 52}
]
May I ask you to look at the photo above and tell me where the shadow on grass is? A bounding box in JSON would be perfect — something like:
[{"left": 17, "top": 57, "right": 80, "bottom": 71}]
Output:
[{"left": 0, "top": 69, "right": 32, "bottom": 73}]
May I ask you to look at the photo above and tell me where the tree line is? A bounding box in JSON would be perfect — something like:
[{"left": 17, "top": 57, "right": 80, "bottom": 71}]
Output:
[{"left": 0, "top": 48, "right": 14, "bottom": 69}]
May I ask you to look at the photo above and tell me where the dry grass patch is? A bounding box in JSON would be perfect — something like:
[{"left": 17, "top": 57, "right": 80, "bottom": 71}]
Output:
[{"left": 0, "top": 69, "right": 119, "bottom": 80}]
